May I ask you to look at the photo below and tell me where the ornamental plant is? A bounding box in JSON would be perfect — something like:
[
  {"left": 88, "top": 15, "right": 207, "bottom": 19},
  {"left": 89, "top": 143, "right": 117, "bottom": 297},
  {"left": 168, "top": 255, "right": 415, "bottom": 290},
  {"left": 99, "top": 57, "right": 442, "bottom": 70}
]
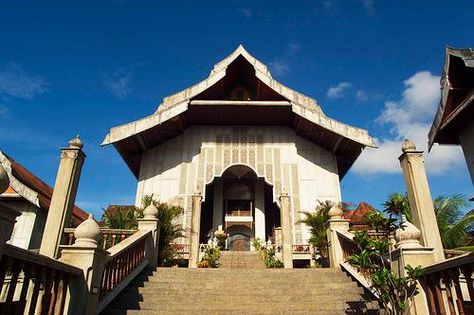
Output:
[
  {"left": 347, "top": 217, "right": 423, "bottom": 315},
  {"left": 198, "top": 244, "right": 220, "bottom": 268},
  {"left": 252, "top": 238, "right": 284, "bottom": 268}
]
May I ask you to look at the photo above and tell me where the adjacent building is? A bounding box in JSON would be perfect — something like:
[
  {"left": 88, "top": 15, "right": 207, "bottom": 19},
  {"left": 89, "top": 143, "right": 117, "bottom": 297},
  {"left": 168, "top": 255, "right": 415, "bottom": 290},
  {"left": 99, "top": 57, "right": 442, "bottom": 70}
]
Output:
[
  {"left": 0, "top": 151, "right": 88, "bottom": 250},
  {"left": 429, "top": 47, "right": 474, "bottom": 187},
  {"left": 102, "top": 45, "right": 376, "bottom": 255}
]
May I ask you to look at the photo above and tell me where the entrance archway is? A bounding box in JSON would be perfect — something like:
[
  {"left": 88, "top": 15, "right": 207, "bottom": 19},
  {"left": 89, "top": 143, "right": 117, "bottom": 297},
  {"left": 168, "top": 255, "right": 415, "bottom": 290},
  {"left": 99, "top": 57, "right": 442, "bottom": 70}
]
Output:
[{"left": 199, "top": 164, "right": 280, "bottom": 251}]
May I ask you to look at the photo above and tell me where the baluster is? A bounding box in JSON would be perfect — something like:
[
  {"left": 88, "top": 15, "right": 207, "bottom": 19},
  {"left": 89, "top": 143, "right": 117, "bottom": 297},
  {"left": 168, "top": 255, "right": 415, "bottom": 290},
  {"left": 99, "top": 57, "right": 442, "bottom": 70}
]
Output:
[
  {"left": 450, "top": 268, "right": 466, "bottom": 315},
  {"left": 460, "top": 265, "right": 474, "bottom": 306},
  {"left": 17, "top": 264, "right": 31, "bottom": 314},
  {"left": 41, "top": 268, "right": 54, "bottom": 314},
  {"left": 112, "top": 234, "right": 117, "bottom": 247},
  {"left": 102, "top": 234, "right": 109, "bottom": 250},
  {"left": 442, "top": 271, "right": 456, "bottom": 315},
  {"left": 56, "top": 275, "right": 68, "bottom": 315},
  {"left": 28, "top": 265, "right": 43, "bottom": 315},
  {"left": 431, "top": 273, "right": 447, "bottom": 315},
  {"left": 422, "top": 276, "right": 437, "bottom": 315},
  {"left": 48, "top": 270, "right": 60, "bottom": 315},
  {"left": 4, "top": 260, "right": 21, "bottom": 313}
]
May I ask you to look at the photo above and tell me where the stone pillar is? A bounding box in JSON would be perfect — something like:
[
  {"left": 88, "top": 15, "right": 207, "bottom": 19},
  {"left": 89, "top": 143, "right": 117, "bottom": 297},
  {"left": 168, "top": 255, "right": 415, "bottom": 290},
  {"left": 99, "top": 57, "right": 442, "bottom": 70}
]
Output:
[
  {"left": 138, "top": 204, "right": 160, "bottom": 268},
  {"left": 59, "top": 214, "right": 107, "bottom": 315},
  {"left": 0, "top": 164, "right": 21, "bottom": 261},
  {"left": 279, "top": 191, "right": 293, "bottom": 268},
  {"left": 326, "top": 205, "right": 350, "bottom": 269},
  {"left": 391, "top": 215, "right": 435, "bottom": 315},
  {"left": 40, "top": 136, "right": 86, "bottom": 258},
  {"left": 254, "top": 179, "right": 265, "bottom": 241},
  {"left": 212, "top": 179, "right": 223, "bottom": 231},
  {"left": 188, "top": 190, "right": 202, "bottom": 268},
  {"left": 399, "top": 139, "right": 444, "bottom": 261}
]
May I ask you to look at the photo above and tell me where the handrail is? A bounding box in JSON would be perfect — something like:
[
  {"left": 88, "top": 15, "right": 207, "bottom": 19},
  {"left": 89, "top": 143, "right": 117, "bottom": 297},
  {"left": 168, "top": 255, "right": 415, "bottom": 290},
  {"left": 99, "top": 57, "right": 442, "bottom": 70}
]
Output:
[
  {"left": 0, "top": 244, "right": 82, "bottom": 314},
  {"left": 100, "top": 230, "right": 150, "bottom": 299},
  {"left": 64, "top": 227, "right": 137, "bottom": 250},
  {"left": 419, "top": 252, "right": 474, "bottom": 315},
  {"left": 3, "top": 244, "right": 82, "bottom": 275},
  {"left": 444, "top": 249, "right": 470, "bottom": 259}
]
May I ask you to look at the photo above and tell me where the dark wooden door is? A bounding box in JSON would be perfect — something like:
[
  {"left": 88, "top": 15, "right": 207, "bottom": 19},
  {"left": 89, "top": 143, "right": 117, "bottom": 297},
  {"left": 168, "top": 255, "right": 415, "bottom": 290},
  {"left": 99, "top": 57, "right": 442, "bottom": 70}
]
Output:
[{"left": 233, "top": 239, "right": 245, "bottom": 251}]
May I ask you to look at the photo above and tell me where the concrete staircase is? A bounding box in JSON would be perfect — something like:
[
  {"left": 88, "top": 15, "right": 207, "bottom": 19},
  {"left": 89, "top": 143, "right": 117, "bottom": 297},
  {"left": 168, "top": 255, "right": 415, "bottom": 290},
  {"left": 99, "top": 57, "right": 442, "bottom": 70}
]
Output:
[
  {"left": 219, "top": 251, "right": 265, "bottom": 269},
  {"left": 101, "top": 260, "right": 379, "bottom": 314}
]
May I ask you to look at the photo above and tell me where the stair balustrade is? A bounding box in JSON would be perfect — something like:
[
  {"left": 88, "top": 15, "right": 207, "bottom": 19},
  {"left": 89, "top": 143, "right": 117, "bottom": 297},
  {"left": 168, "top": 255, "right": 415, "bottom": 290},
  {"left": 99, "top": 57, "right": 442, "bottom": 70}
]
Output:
[
  {"left": 100, "top": 230, "right": 150, "bottom": 296},
  {"left": 419, "top": 252, "right": 474, "bottom": 315},
  {"left": 64, "top": 227, "right": 136, "bottom": 250},
  {"left": 0, "top": 243, "right": 82, "bottom": 314}
]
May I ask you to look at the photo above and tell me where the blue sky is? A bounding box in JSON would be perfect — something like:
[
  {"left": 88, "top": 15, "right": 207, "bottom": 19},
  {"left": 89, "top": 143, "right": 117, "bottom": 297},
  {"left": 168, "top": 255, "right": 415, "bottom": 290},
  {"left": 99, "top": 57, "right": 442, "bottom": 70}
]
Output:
[{"left": 0, "top": 0, "right": 472, "bottom": 217}]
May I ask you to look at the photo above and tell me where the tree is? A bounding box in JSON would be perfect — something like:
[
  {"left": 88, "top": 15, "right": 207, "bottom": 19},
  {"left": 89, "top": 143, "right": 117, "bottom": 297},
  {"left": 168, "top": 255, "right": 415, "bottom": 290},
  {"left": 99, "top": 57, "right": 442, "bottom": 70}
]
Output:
[
  {"left": 141, "top": 195, "right": 185, "bottom": 266},
  {"left": 383, "top": 193, "right": 473, "bottom": 249},
  {"left": 102, "top": 205, "right": 141, "bottom": 230},
  {"left": 298, "top": 200, "right": 333, "bottom": 263}
]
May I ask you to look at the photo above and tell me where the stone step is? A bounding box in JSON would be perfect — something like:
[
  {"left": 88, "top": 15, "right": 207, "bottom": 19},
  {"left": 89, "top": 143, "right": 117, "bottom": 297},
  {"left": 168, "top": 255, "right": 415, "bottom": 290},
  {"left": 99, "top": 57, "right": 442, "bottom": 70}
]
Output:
[
  {"left": 131, "top": 286, "right": 363, "bottom": 295},
  {"left": 110, "top": 310, "right": 350, "bottom": 315}
]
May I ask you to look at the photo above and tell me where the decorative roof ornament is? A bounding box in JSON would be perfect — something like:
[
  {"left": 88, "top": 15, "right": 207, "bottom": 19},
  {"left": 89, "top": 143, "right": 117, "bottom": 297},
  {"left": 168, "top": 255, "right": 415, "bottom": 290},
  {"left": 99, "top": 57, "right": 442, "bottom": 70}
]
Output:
[
  {"left": 328, "top": 204, "right": 344, "bottom": 219},
  {"left": 402, "top": 139, "right": 417, "bottom": 152},
  {"left": 394, "top": 215, "right": 422, "bottom": 249},
  {"left": 0, "top": 162, "right": 10, "bottom": 194},
  {"left": 143, "top": 203, "right": 159, "bottom": 219},
  {"left": 69, "top": 135, "right": 83, "bottom": 149},
  {"left": 73, "top": 213, "right": 102, "bottom": 247}
]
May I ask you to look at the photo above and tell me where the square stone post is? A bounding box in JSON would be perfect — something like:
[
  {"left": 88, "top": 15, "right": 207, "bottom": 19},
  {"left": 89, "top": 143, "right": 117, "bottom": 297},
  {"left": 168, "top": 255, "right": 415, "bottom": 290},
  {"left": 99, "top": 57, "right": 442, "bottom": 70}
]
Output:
[
  {"left": 390, "top": 216, "right": 435, "bottom": 315},
  {"left": 0, "top": 165, "right": 21, "bottom": 262},
  {"left": 279, "top": 191, "right": 293, "bottom": 268},
  {"left": 188, "top": 191, "right": 202, "bottom": 268},
  {"left": 326, "top": 205, "right": 350, "bottom": 269},
  {"left": 138, "top": 204, "right": 160, "bottom": 268},
  {"left": 59, "top": 214, "right": 107, "bottom": 315},
  {"left": 40, "top": 136, "right": 86, "bottom": 258},
  {"left": 399, "top": 140, "right": 444, "bottom": 261}
]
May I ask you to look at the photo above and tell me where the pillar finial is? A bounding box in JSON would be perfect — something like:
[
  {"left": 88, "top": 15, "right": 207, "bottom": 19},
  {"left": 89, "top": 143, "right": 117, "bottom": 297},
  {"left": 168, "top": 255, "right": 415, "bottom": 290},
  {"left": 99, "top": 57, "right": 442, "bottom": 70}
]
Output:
[
  {"left": 73, "top": 213, "right": 102, "bottom": 247},
  {"left": 394, "top": 215, "right": 422, "bottom": 249},
  {"left": 143, "top": 203, "right": 159, "bottom": 219},
  {"left": 328, "top": 204, "right": 344, "bottom": 219},
  {"left": 0, "top": 162, "right": 10, "bottom": 194},
  {"left": 402, "top": 139, "right": 416, "bottom": 152},
  {"left": 69, "top": 135, "right": 83, "bottom": 149}
]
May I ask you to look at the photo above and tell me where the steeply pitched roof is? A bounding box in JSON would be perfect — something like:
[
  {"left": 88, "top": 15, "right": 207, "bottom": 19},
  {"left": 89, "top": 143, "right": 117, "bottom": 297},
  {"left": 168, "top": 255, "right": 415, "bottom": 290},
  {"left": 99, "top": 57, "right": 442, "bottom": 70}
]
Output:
[
  {"left": 428, "top": 47, "right": 474, "bottom": 149},
  {"left": 342, "top": 202, "right": 376, "bottom": 222},
  {"left": 102, "top": 45, "right": 376, "bottom": 178},
  {"left": 0, "top": 151, "right": 89, "bottom": 224}
]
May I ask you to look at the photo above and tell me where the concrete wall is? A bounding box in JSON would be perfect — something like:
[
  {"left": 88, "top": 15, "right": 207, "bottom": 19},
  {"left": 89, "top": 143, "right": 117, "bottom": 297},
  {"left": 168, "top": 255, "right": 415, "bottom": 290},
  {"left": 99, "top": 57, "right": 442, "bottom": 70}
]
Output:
[
  {"left": 136, "top": 126, "right": 342, "bottom": 244},
  {"left": 1, "top": 200, "right": 46, "bottom": 249},
  {"left": 459, "top": 120, "right": 474, "bottom": 186}
]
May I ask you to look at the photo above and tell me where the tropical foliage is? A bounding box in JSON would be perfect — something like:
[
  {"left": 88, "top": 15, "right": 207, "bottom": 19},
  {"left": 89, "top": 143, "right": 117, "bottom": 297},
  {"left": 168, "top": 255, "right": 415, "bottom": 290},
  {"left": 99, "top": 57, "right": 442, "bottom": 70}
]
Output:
[
  {"left": 347, "top": 223, "right": 423, "bottom": 314},
  {"left": 102, "top": 205, "right": 141, "bottom": 230},
  {"left": 298, "top": 200, "right": 333, "bottom": 264},
  {"left": 197, "top": 245, "right": 220, "bottom": 268},
  {"left": 141, "top": 195, "right": 185, "bottom": 266},
  {"left": 252, "top": 238, "right": 284, "bottom": 268},
  {"left": 383, "top": 193, "right": 473, "bottom": 249}
]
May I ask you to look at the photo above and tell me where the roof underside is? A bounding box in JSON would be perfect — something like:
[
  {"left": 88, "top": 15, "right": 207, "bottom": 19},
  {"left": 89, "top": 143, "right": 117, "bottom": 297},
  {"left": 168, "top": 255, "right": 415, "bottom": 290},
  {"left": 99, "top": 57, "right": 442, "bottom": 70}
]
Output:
[
  {"left": 429, "top": 47, "right": 474, "bottom": 148},
  {"left": 103, "top": 45, "right": 376, "bottom": 179}
]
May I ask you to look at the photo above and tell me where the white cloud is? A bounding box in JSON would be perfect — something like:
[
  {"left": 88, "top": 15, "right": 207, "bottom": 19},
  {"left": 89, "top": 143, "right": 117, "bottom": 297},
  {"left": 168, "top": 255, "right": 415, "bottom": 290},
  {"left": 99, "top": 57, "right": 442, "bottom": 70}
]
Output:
[
  {"left": 356, "top": 89, "right": 369, "bottom": 102},
  {"left": 238, "top": 8, "right": 252, "bottom": 19},
  {"left": 327, "top": 82, "right": 352, "bottom": 98},
  {"left": 0, "top": 64, "right": 47, "bottom": 99},
  {"left": 102, "top": 67, "right": 132, "bottom": 100},
  {"left": 269, "top": 43, "right": 300, "bottom": 77},
  {"left": 353, "top": 71, "right": 464, "bottom": 175}
]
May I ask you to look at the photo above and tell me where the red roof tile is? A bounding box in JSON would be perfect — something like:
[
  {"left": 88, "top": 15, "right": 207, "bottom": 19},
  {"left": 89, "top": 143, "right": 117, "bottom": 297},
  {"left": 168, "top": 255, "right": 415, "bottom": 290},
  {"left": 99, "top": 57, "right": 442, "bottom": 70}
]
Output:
[
  {"left": 4, "top": 154, "right": 89, "bottom": 224},
  {"left": 342, "top": 202, "right": 376, "bottom": 222}
]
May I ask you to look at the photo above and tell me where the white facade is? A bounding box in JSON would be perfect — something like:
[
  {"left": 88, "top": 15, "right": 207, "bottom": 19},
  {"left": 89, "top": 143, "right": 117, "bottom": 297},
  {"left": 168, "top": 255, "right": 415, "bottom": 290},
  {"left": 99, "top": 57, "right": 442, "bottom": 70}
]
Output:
[{"left": 135, "top": 125, "right": 342, "bottom": 244}]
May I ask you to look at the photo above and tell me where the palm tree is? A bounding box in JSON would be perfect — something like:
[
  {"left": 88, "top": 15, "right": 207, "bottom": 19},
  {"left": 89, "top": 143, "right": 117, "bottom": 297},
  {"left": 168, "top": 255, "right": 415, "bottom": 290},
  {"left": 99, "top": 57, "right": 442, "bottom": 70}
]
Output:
[
  {"left": 102, "top": 205, "right": 141, "bottom": 230},
  {"left": 383, "top": 192, "right": 412, "bottom": 222},
  {"left": 141, "top": 195, "right": 185, "bottom": 266},
  {"left": 383, "top": 193, "right": 473, "bottom": 249},
  {"left": 298, "top": 200, "right": 333, "bottom": 261},
  {"left": 433, "top": 195, "right": 473, "bottom": 249}
]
